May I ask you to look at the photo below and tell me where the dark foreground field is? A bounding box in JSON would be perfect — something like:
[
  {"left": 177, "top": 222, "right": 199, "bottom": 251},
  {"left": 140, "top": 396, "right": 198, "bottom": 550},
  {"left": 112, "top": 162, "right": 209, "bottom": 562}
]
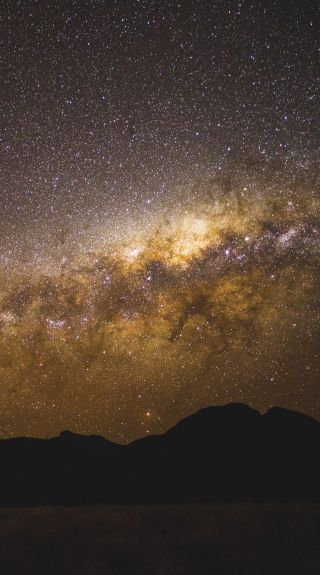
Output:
[{"left": 0, "top": 504, "right": 319, "bottom": 575}]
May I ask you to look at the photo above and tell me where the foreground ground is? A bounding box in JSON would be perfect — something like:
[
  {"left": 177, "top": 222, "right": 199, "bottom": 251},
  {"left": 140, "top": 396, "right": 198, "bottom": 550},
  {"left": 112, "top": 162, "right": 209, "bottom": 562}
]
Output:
[{"left": 0, "top": 503, "right": 319, "bottom": 574}]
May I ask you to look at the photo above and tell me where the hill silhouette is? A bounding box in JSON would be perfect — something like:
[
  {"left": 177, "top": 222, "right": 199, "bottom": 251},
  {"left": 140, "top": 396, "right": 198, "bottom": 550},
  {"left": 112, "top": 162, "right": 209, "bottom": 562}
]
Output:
[{"left": 1, "top": 403, "right": 319, "bottom": 506}]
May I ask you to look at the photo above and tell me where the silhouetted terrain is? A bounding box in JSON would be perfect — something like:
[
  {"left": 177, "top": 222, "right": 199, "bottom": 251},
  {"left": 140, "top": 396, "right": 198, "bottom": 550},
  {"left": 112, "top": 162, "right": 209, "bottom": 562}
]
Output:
[{"left": 1, "top": 403, "right": 320, "bottom": 506}]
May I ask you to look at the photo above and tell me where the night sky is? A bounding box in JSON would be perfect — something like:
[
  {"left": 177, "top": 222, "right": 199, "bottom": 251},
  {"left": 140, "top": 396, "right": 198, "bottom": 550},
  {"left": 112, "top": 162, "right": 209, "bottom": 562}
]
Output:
[{"left": 0, "top": 0, "right": 319, "bottom": 442}]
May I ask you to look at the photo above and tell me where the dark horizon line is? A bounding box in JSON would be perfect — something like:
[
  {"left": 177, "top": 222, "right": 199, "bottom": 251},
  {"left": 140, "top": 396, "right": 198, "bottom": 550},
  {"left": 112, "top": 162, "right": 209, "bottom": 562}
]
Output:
[{"left": 2, "top": 402, "right": 319, "bottom": 445}]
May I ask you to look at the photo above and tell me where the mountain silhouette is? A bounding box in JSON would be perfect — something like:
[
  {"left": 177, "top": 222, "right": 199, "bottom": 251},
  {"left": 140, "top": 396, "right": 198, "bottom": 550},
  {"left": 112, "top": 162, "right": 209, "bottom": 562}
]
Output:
[{"left": 0, "top": 403, "right": 319, "bottom": 506}]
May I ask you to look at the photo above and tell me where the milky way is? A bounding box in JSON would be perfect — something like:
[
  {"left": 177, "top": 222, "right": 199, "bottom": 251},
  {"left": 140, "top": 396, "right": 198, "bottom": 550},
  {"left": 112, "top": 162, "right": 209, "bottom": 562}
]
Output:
[{"left": 0, "top": 1, "right": 319, "bottom": 441}]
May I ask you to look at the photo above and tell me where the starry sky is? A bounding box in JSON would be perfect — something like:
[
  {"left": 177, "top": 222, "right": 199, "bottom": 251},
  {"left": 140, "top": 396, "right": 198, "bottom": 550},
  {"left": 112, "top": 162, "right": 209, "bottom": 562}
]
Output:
[{"left": 0, "top": 0, "right": 319, "bottom": 442}]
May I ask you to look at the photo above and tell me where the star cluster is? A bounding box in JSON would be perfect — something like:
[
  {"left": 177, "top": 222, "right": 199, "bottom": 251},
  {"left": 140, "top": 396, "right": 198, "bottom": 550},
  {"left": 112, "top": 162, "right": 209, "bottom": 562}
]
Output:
[{"left": 0, "top": 1, "right": 319, "bottom": 441}]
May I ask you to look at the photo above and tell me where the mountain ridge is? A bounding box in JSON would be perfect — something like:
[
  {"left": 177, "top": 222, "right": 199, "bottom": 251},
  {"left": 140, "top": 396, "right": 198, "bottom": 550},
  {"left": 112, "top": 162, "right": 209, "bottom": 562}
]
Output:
[{"left": 1, "top": 403, "right": 319, "bottom": 506}]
